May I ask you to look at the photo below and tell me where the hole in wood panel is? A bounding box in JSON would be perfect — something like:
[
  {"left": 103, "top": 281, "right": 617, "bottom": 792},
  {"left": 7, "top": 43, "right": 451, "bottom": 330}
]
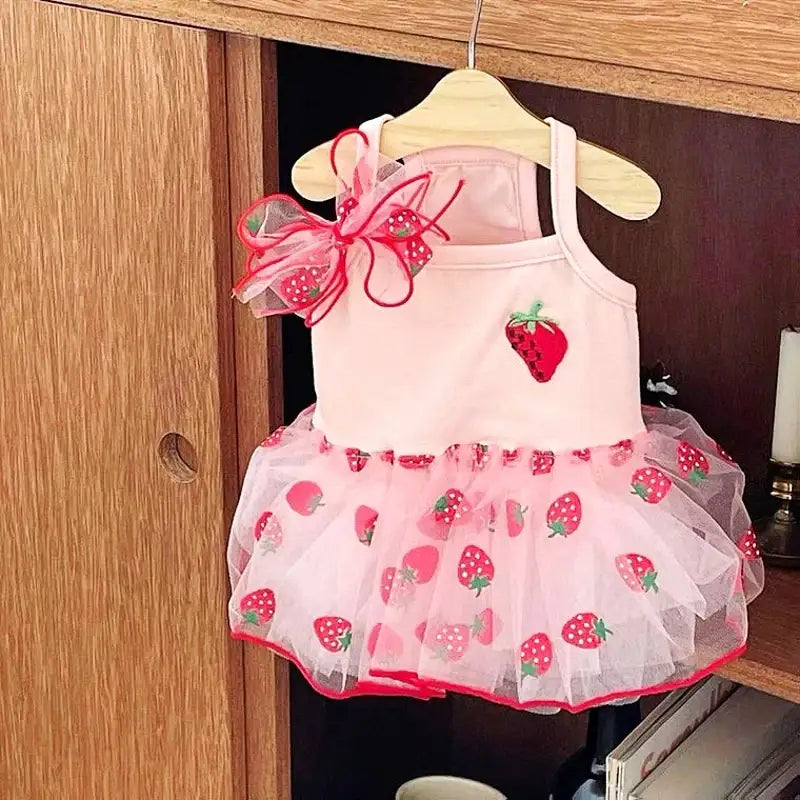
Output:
[{"left": 157, "top": 432, "right": 198, "bottom": 483}]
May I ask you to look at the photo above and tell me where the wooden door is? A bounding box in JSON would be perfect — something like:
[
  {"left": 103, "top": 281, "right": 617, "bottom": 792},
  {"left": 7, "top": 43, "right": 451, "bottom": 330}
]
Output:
[{"left": 0, "top": 2, "right": 272, "bottom": 797}]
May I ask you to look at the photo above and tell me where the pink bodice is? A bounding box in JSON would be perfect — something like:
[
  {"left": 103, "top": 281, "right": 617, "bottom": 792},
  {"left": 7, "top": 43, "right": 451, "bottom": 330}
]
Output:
[{"left": 311, "top": 117, "right": 645, "bottom": 454}]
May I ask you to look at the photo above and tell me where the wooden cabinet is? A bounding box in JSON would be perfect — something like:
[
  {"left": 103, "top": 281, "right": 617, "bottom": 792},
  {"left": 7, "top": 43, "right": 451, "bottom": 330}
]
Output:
[{"left": 0, "top": 2, "right": 285, "bottom": 797}]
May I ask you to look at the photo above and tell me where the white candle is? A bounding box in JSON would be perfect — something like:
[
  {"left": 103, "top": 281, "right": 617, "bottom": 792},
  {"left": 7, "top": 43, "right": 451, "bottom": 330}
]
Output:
[{"left": 771, "top": 326, "right": 800, "bottom": 464}]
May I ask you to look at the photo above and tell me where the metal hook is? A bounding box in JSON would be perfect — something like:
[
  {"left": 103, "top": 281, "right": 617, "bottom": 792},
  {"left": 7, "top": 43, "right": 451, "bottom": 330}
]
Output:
[{"left": 467, "top": 0, "right": 483, "bottom": 69}]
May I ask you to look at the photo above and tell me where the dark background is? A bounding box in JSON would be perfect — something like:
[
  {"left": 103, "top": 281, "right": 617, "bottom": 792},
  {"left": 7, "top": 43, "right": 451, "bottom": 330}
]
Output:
[{"left": 274, "top": 42, "right": 800, "bottom": 800}]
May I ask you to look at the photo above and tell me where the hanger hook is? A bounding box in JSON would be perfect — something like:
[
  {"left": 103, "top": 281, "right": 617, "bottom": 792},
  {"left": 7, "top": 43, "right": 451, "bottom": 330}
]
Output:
[{"left": 467, "top": 0, "right": 483, "bottom": 69}]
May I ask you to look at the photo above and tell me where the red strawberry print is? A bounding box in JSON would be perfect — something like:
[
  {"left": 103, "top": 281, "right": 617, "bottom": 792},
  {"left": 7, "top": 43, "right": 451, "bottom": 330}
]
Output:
[
  {"left": 403, "top": 237, "right": 432, "bottom": 276},
  {"left": 505, "top": 300, "right": 568, "bottom": 382},
  {"left": 502, "top": 448, "right": 520, "bottom": 466},
  {"left": 278, "top": 266, "right": 325, "bottom": 310},
  {"left": 546, "top": 492, "right": 582, "bottom": 538},
  {"left": 472, "top": 444, "right": 490, "bottom": 471},
  {"left": 530, "top": 450, "right": 555, "bottom": 476},
  {"left": 615, "top": 553, "right": 659, "bottom": 593},
  {"left": 254, "top": 511, "right": 282, "bottom": 552},
  {"left": 476, "top": 503, "right": 497, "bottom": 532},
  {"left": 572, "top": 448, "right": 592, "bottom": 462},
  {"left": 239, "top": 588, "right": 276, "bottom": 626},
  {"left": 562, "top": 613, "right": 612, "bottom": 649},
  {"left": 366, "top": 623, "right": 404, "bottom": 662},
  {"left": 400, "top": 545, "right": 440, "bottom": 584},
  {"left": 379, "top": 449, "right": 395, "bottom": 464},
  {"left": 715, "top": 441, "right": 737, "bottom": 465},
  {"left": 387, "top": 208, "right": 420, "bottom": 239},
  {"left": 520, "top": 633, "right": 553, "bottom": 679},
  {"left": 433, "top": 488, "right": 472, "bottom": 525},
  {"left": 319, "top": 436, "right": 333, "bottom": 454},
  {"left": 631, "top": 468, "right": 672, "bottom": 504},
  {"left": 337, "top": 195, "right": 358, "bottom": 220},
  {"left": 346, "top": 448, "right": 370, "bottom": 472},
  {"left": 398, "top": 454, "right": 435, "bottom": 470},
  {"left": 286, "top": 481, "right": 324, "bottom": 515},
  {"left": 609, "top": 439, "right": 634, "bottom": 467},
  {"left": 414, "top": 621, "right": 428, "bottom": 644},
  {"left": 313, "top": 616, "right": 353, "bottom": 653},
  {"left": 737, "top": 526, "right": 761, "bottom": 560},
  {"left": 458, "top": 546, "right": 495, "bottom": 596},
  {"left": 261, "top": 426, "right": 286, "bottom": 447},
  {"left": 471, "top": 608, "right": 501, "bottom": 645},
  {"left": 431, "top": 623, "right": 470, "bottom": 661},
  {"left": 506, "top": 500, "right": 527, "bottom": 537},
  {"left": 354, "top": 505, "right": 378, "bottom": 546},
  {"left": 379, "top": 567, "right": 415, "bottom": 607},
  {"left": 677, "top": 441, "right": 710, "bottom": 485}
]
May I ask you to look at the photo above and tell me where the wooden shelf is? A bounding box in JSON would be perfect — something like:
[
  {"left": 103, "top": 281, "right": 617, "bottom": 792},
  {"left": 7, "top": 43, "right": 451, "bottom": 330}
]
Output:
[
  {"left": 718, "top": 568, "right": 800, "bottom": 704},
  {"left": 73, "top": 0, "right": 800, "bottom": 121}
]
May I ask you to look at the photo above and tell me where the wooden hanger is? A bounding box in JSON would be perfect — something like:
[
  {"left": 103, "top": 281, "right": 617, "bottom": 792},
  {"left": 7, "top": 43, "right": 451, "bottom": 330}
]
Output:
[{"left": 291, "top": 2, "right": 661, "bottom": 221}]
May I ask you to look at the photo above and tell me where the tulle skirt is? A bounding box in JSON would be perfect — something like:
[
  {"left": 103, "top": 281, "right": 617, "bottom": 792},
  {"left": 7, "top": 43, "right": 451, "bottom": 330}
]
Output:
[{"left": 227, "top": 405, "right": 763, "bottom": 712}]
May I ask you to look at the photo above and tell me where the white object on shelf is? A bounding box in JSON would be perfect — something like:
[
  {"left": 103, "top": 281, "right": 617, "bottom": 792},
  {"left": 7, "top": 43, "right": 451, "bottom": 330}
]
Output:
[
  {"left": 396, "top": 775, "right": 507, "bottom": 800},
  {"left": 771, "top": 326, "right": 800, "bottom": 464}
]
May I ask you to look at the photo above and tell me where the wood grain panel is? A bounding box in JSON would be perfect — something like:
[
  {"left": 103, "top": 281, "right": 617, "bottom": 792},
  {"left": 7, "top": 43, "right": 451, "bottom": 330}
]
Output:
[
  {"left": 0, "top": 2, "right": 243, "bottom": 797},
  {"left": 224, "top": 33, "right": 291, "bottom": 800},
  {"left": 60, "top": 0, "right": 800, "bottom": 121},
  {"left": 218, "top": 0, "right": 800, "bottom": 92}
]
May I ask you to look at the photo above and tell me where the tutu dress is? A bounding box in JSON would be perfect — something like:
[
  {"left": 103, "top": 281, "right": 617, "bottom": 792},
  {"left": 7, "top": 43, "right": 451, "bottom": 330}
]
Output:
[{"left": 228, "top": 116, "right": 764, "bottom": 712}]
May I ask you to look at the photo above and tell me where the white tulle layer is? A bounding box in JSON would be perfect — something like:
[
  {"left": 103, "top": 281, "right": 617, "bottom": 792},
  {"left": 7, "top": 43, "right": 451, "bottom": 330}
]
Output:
[{"left": 228, "top": 406, "right": 763, "bottom": 712}]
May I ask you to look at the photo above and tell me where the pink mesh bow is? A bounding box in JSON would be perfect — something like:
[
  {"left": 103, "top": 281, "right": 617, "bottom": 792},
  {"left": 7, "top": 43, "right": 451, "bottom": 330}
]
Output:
[{"left": 233, "top": 129, "right": 464, "bottom": 326}]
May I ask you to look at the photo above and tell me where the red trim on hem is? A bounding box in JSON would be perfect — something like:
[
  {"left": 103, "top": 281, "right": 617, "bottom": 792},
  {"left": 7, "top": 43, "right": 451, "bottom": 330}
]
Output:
[
  {"left": 232, "top": 631, "right": 445, "bottom": 700},
  {"left": 369, "top": 643, "right": 748, "bottom": 713}
]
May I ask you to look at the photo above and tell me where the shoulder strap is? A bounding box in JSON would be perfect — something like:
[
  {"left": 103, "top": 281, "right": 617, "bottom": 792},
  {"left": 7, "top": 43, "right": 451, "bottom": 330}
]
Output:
[
  {"left": 545, "top": 117, "right": 580, "bottom": 246},
  {"left": 355, "top": 114, "right": 393, "bottom": 191}
]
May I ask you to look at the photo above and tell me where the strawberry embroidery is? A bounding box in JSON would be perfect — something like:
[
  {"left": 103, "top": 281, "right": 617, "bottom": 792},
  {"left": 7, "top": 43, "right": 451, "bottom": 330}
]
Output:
[
  {"left": 506, "top": 500, "right": 527, "bottom": 537},
  {"left": 562, "top": 613, "right": 612, "bottom": 649},
  {"left": 631, "top": 468, "right": 672, "bottom": 504},
  {"left": 505, "top": 300, "right": 568, "bottom": 382},
  {"left": 471, "top": 609, "right": 501, "bottom": 645},
  {"left": 458, "top": 546, "right": 495, "bottom": 596},
  {"left": 676, "top": 441, "right": 710, "bottom": 485},
  {"left": 530, "top": 450, "right": 555, "bottom": 476},
  {"left": 715, "top": 441, "right": 737, "bottom": 465},
  {"left": 398, "top": 454, "right": 435, "bottom": 470},
  {"left": 380, "top": 567, "right": 414, "bottom": 606},
  {"left": 520, "top": 633, "right": 553, "bottom": 679},
  {"left": 346, "top": 448, "right": 370, "bottom": 472},
  {"left": 386, "top": 209, "right": 421, "bottom": 239},
  {"left": 261, "top": 426, "right": 286, "bottom": 447},
  {"left": 313, "top": 616, "right": 353, "bottom": 653},
  {"left": 354, "top": 505, "right": 378, "bottom": 545},
  {"left": 366, "top": 623, "right": 403, "bottom": 662},
  {"left": 435, "top": 489, "right": 472, "bottom": 524},
  {"left": 379, "top": 449, "right": 395, "bottom": 464},
  {"left": 546, "top": 492, "right": 582, "bottom": 538},
  {"left": 399, "top": 545, "right": 440, "bottom": 585},
  {"left": 615, "top": 553, "right": 659, "bottom": 593},
  {"left": 610, "top": 439, "right": 634, "bottom": 467},
  {"left": 471, "top": 444, "right": 490, "bottom": 471},
  {"left": 286, "top": 481, "right": 324, "bottom": 515},
  {"left": 502, "top": 448, "right": 521, "bottom": 466},
  {"left": 430, "top": 623, "right": 470, "bottom": 661},
  {"left": 277, "top": 266, "right": 325, "bottom": 310},
  {"left": 738, "top": 526, "right": 761, "bottom": 560},
  {"left": 239, "top": 589, "right": 276, "bottom": 626},
  {"left": 254, "top": 511, "right": 282, "bottom": 552}
]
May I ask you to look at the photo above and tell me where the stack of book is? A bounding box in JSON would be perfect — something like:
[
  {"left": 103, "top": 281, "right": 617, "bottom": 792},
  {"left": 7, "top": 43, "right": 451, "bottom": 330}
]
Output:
[{"left": 607, "top": 678, "right": 800, "bottom": 799}]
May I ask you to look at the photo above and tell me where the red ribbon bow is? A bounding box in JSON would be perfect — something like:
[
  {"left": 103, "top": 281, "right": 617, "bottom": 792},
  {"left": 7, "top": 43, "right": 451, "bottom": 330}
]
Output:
[{"left": 233, "top": 129, "right": 464, "bottom": 326}]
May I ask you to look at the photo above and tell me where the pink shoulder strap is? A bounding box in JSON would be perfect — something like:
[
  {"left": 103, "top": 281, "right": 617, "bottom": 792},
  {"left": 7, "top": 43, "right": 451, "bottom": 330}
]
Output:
[{"left": 545, "top": 117, "right": 581, "bottom": 247}]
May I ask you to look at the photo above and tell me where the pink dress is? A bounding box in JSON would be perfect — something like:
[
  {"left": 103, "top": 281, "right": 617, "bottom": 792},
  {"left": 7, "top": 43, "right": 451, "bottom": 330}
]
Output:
[{"left": 228, "top": 116, "right": 763, "bottom": 712}]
